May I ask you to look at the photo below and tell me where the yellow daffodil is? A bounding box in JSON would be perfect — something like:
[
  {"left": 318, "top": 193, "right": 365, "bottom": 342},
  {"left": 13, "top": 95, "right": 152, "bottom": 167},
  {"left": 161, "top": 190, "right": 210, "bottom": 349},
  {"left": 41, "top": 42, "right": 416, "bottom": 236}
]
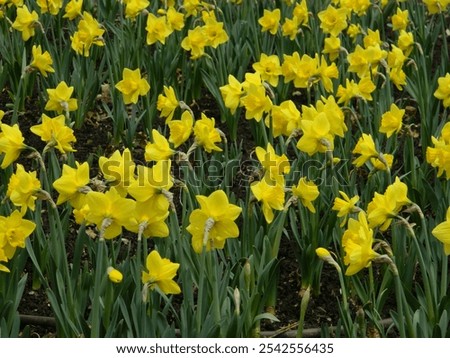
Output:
[
  {"left": 99, "top": 148, "right": 136, "bottom": 196},
  {"left": 0, "top": 210, "right": 36, "bottom": 273},
  {"left": 142, "top": 250, "right": 181, "bottom": 294},
  {"left": 107, "top": 267, "right": 123, "bottom": 283},
  {"left": 0, "top": 110, "right": 4, "bottom": 121},
  {"left": 37, "top": 0, "right": 63, "bottom": 15},
  {"left": 181, "top": 26, "right": 207, "bottom": 59},
  {"left": 183, "top": 0, "right": 201, "bottom": 17},
  {"left": 203, "top": 12, "right": 229, "bottom": 48},
  {"left": 297, "top": 112, "right": 334, "bottom": 156},
  {"left": 318, "top": 5, "right": 347, "bottom": 37},
  {"left": 282, "top": 17, "right": 300, "bottom": 40},
  {"left": 53, "top": 161, "right": 90, "bottom": 207},
  {"left": 126, "top": 200, "right": 170, "bottom": 239},
  {"left": 7, "top": 164, "right": 41, "bottom": 215},
  {"left": 30, "top": 114, "right": 76, "bottom": 153},
  {"left": 145, "top": 13, "right": 172, "bottom": 44},
  {"left": 115, "top": 68, "right": 150, "bottom": 105},
  {"left": 63, "top": 0, "right": 83, "bottom": 20},
  {"left": 12, "top": 5, "right": 39, "bottom": 41},
  {"left": 397, "top": 30, "right": 414, "bottom": 57},
  {"left": 423, "top": 0, "right": 450, "bottom": 14},
  {"left": 168, "top": 110, "right": 193, "bottom": 148},
  {"left": 45, "top": 81, "right": 78, "bottom": 114},
  {"left": 268, "top": 100, "right": 301, "bottom": 138},
  {"left": 219, "top": 74, "right": 244, "bottom": 115},
  {"left": 434, "top": 73, "right": 450, "bottom": 108},
  {"left": 166, "top": 6, "right": 185, "bottom": 31},
  {"left": 323, "top": 36, "right": 341, "bottom": 61},
  {"left": 0, "top": 123, "right": 26, "bottom": 169},
  {"left": 30, "top": 45, "right": 55, "bottom": 77},
  {"left": 125, "top": 0, "right": 149, "bottom": 19},
  {"left": 70, "top": 12, "right": 105, "bottom": 57},
  {"left": 427, "top": 123, "right": 450, "bottom": 178},
  {"left": 239, "top": 83, "right": 273, "bottom": 122},
  {"left": 252, "top": 54, "right": 282, "bottom": 87},
  {"left": 258, "top": 9, "right": 281, "bottom": 35},
  {"left": 367, "top": 177, "right": 411, "bottom": 231},
  {"left": 379, "top": 103, "right": 405, "bottom": 137},
  {"left": 127, "top": 160, "right": 173, "bottom": 208},
  {"left": 352, "top": 133, "right": 379, "bottom": 167},
  {"left": 391, "top": 8, "right": 409, "bottom": 31},
  {"left": 251, "top": 176, "right": 285, "bottom": 224},
  {"left": 292, "top": 177, "right": 320, "bottom": 213},
  {"left": 293, "top": 0, "right": 309, "bottom": 26},
  {"left": 347, "top": 24, "right": 361, "bottom": 41},
  {"left": 156, "top": 86, "right": 178, "bottom": 122},
  {"left": 85, "top": 187, "right": 136, "bottom": 240},
  {"left": 145, "top": 129, "right": 174, "bottom": 161},
  {"left": 187, "top": 190, "right": 242, "bottom": 253},
  {"left": 255, "top": 143, "right": 290, "bottom": 184},
  {"left": 342, "top": 211, "right": 379, "bottom": 276},
  {"left": 193, "top": 113, "right": 222, "bottom": 152},
  {"left": 370, "top": 153, "right": 394, "bottom": 171},
  {"left": 432, "top": 207, "right": 450, "bottom": 255},
  {"left": 332, "top": 191, "right": 360, "bottom": 227}
]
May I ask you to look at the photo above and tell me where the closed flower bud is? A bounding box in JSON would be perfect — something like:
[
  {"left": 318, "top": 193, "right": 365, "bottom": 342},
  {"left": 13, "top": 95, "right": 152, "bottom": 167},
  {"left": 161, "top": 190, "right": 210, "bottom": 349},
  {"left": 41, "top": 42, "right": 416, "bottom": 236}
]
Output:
[{"left": 107, "top": 267, "right": 123, "bottom": 283}]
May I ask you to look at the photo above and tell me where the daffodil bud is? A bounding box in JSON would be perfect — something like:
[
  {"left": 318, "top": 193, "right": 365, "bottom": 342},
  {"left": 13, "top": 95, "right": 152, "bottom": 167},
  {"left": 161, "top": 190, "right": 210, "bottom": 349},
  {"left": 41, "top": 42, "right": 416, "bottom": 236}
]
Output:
[
  {"left": 233, "top": 287, "right": 240, "bottom": 315},
  {"left": 315, "top": 247, "right": 342, "bottom": 273},
  {"left": 107, "top": 267, "right": 123, "bottom": 283}
]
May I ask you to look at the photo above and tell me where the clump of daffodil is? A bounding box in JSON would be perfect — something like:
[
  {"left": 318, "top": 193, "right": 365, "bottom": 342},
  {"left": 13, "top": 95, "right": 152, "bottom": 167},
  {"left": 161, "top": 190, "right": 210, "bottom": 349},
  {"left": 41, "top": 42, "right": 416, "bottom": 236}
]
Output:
[
  {"left": 187, "top": 190, "right": 242, "bottom": 253},
  {"left": 142, "top": 250, "right": 181, "bottom": 295},
  {"left": 145, "top": 129, "right": 175, "bottom": 161},
  {"left": 251, "top": 175, "right": 285, "bottom": 224},
  {"left": 0, "top": 210, "right": 36, "bottom": 273},
  {"left": 193, "top": 113, "right": 223, "bottom": 153},
  {"left": 156, "top": 86, "right": 179, "bottom": 123},
  {"left": 85, "top": 187, "right": 136, "bottom": 240},
  {"left": 115, "top": 68, "right": 150, "bottom": 105},
  {"left": 99, "top": 148, "right": 136, "bottom": 197},
  {"left": 332, "top": 191, "right": 361, "bottom": 227},
  {"left": 30, "top": 114, "right": 76, "bottom": 153},
  {"left": 0, "top": 123, "right": 26, "bottom": 168},
  {"left": 367, "top": 177, "right": 411, "bottom": 231},
  {"left": 53, "top": 161, "right": 90, "bottom": 208},
  {"left": 291, "top": 177, "right": 320, "bottom": 213},
  {"left": 7, "top": 164, "right": 41, "bottom": 215},
  {"left": 427, "top": 122, "right": 450, "bottom": 178},
  {"left": 431, "top": 207, "right": 450, "bottom": 255},
  {"left": 28, "top": 45, "right": 55, "bottom": 77},
  {"left": 11, "top": 5, "right": 40, "bottom": 41},
  {"left": 342, "top": 211, "right": 379, "bottom": 276},
  {"left": 45, "top": 81, "right": 78, "bottom": 115},
  {"left": 70, "top": 12, "right": 105, "bottom": 57}
]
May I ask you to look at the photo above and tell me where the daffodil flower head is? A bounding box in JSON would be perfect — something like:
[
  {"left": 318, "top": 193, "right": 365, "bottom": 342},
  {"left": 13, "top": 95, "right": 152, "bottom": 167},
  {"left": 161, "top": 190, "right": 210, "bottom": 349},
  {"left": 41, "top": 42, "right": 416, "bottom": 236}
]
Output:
[
  {"left": 0, "top": 123, "right": 26, "bottom": 169},
  {"left": 63, "top": 0, "right": 83, "bottom": 20},
  {"left": 107, "top": 267, "right": 123, "bottom": 283},
  {"left": 156, "top": 86, "right": 179, "bottom": 122},
  {"left": 258, "top": 8, "right": 281, "bottom": 35},
  {"left": 11, "top": 5, "right": 39, "bottom": 41},
  {"left": 144, "top": 129, "right": 175, "bottom": 161},
  {"left": 434, "top": 73, "right": 450, "bottom": 108},
  {"left": 142, "top": 250, "right": 181, "bottom": 294},
  {"left": 124, "top": 0, "right": 149, "bottom": 19},
  {"left": 219, "top": 74, "right": 244, "bottom": 115},
  {"left": 7, "top": 164, "right": 41, "bottom": 215},
  {"left": 99, "top": 148, "right": 136, "bottom": 196},
  {"left": 239, "top": 83, "right": 273, "bottom": 122},
  {"left": 145, "top": 13, "right": 172, "bottom": 44},
  {"left": 255, "top": 143, "right": 290, "bottom": 184},
  {"left": 29, "top": 45, "right": 55, "bottom": 77},
  {"left": 53, "top": 161, "right": 90, "bottom": 207},
  {"left": 292, "top": 177, "right": 320, "bottom": 213},
  {"left": 352, "top": 133, "right": 379, "bottom": 167},
  {"left": 181, "top": 26, "right": 207, "bottom": 59},
  {"left": 252, "top": 54, "right": 282, "bottom": 87},
  {"left": 168, "top": 110, "right": 194, "bottom": 148},
  {"left": 432, "top": 207, "right": 450, "bottom": 255},
  {"left": 193, "top": 113, "right": 222, "bottom": 152},
  {"left": 250, "top": 175, "right": 285, "bottom": 224},
  {"left": 332, "top": 191, "right": 360, "bottom": 227},
  {"left": 379, "top": 103, "right": 405, "bottom": 138},
  {"left": 30, "top": 114, "right": 76, "bottom": 153},
  {"left": 187, "top": 190, "right": 242, "bottom": 253},
  {"left": 37, "top": 0, "right": 63, "bottom": 15},
  {"left": 268, "top": 100, "right": 301, "bottom": 138},
  {"left": 45, "top": 81, "right": 78, "bottom": 114},
  {"left": 318, "top": 5, "right": 348, "bottom": 37},
  {"left": 115, "top": 68, "right": 150, "bottom": 105}
]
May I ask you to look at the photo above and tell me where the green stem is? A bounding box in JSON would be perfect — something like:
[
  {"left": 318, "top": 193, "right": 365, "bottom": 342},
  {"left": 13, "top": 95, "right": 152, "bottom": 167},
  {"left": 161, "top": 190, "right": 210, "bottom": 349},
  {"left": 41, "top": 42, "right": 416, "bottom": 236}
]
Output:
[
  {"left": 296, "top": 286, "right": 311, "bottom": 338},
  {"left": 91, "top": 239, "right": 106, "bottom": 337}
]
